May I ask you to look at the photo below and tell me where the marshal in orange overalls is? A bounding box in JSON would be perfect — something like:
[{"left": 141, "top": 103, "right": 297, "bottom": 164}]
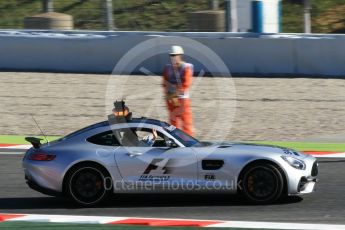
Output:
[{"left": 163, "top": 62, "right": 193, "bottom": 136}]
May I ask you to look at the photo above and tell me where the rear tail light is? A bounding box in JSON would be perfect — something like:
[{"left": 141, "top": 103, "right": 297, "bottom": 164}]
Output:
[{"left": 28, "top": 153, "right": 56, "bottom": 161}]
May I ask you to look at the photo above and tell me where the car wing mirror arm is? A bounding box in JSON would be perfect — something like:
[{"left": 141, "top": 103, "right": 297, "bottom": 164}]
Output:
[{"left": 167, "top": 138, "right": 178, "bottom": 148}]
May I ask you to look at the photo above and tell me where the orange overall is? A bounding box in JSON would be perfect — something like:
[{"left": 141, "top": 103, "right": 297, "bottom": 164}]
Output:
[{"left": 163, "top": 62, "right": 193, "bottom": 136}]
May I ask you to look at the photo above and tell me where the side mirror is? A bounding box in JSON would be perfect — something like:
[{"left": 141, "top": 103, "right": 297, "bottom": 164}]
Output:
[{"left": 167, "top": 138, "right": 178, "bottom": 148}]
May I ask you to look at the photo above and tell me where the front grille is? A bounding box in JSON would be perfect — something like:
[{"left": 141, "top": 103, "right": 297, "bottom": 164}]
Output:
[{"left": 311, "top": 161, "right": 318, "bottom": 176}]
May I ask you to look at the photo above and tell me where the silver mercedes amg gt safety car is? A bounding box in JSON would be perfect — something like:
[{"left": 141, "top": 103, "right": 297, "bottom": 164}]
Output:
[{"left": 23, "top": 116, "right": 318, "bottom": 206}]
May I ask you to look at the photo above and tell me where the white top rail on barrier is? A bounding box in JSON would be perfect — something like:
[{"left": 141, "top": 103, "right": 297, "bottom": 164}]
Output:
[{"left": 0, "top": 30, "right": 344, "bottom": 77}]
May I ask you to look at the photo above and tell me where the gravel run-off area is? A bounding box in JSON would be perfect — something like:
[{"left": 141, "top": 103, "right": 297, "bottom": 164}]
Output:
[{"left": 0, "top": 72, "right": 344, "bottom": 141}]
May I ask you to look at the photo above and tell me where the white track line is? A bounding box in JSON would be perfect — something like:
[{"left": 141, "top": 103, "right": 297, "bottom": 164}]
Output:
[
  {"left": 208, "top": 221, "right": 345, "bottom": 229},
  {"left": 313, "top": 152, "right": 345, "bottom": 158},
  {"left": 2, "top": 213, "right": 345, "bottom": 229},
  {"left": 6, "top": 214, "right": 127, "bottom": 224},
  {"left": 0, "top": 152, "right": 25, "bottom": 155},
  {"left": 0, "top": 145, "right": 31, "bottom": 149}
]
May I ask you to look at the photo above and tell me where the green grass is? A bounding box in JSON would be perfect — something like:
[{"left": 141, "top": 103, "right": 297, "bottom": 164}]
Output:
[
  {"left": 0, "top": 0, "right": 343, "bottom": 33},
  {"left": 282, "top": 0, "right": 345, "bottom": 33},
  {"left": 0, "top": 135, "right": 60, "bottom": 145},
  {"left": 245, "top": 141, "right": 345, "bottom": 152},
  {"left": 1, "top": 134, "right": 345, "bottom": 152},
  {"left": 0, "top": 0, "right": 209, "bottom": 31}
]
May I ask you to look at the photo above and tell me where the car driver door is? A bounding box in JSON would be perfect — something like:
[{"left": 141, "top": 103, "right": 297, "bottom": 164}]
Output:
[{"left": 114, "top": 126, "right": 198, "bottom": 191}]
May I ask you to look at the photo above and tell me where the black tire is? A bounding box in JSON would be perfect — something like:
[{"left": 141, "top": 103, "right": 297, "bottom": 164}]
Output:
[
  {"left": 64, "top": 163, "right": 112, "bottom": 207},
  {"left": 239, "top": 162, "right": 284, "bottom": 204}
]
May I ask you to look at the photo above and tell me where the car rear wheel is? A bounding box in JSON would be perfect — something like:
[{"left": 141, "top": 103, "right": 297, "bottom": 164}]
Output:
[
  {"left": 240, "top": 162, "right": 284, "bottom": 204},
  {"left": 65, "top": 164, "right": 112, "bottom": 206}
]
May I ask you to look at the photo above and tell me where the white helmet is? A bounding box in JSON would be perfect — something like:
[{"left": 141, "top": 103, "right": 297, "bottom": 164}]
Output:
[{"left": 170, "top": 45, "right": 184, "bottom": 55}]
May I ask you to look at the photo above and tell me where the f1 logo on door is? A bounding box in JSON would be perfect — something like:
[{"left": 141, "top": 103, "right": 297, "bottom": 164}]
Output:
[{"left": 143, "top": 158, "right": 174, "bottom": 174}]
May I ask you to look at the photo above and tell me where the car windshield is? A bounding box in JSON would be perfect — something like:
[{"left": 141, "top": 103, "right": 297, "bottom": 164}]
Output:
[{"left": 164, "top": 125, "right": 203, "bottom": 147}]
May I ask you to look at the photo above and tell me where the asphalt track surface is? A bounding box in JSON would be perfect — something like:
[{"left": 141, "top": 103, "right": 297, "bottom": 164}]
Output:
[{"left": 1, "top": 152, "right": 345, "bottom": 225}]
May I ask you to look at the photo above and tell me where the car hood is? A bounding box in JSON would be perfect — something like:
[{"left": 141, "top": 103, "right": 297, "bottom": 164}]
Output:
[{"left": 200, "top": 141, "right": 309, "bottom": 160}]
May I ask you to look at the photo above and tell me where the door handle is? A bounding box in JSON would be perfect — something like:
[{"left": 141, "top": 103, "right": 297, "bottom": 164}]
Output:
[{"left": 127, "top": 152, "right": 143, "bottom": 157}]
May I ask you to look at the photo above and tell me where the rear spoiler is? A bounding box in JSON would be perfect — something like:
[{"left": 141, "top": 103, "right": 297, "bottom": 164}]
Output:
[{"left": 25, "top": 137, "right": 43, "bottom": 149}]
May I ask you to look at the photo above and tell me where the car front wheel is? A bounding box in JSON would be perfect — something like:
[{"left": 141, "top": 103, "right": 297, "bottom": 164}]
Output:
[{"left": 240, "top": 162, "right": 284, "bottom": 204}]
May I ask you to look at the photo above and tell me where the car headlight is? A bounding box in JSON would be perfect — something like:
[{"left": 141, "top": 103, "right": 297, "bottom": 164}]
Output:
[{"left": 281, "top": 156, "right": 306, "bottom": 170}]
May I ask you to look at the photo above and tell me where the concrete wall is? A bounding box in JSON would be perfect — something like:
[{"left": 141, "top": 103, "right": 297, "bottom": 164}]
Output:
[{"left": 0, "top": 30, "right": 344, "bottom": 77}]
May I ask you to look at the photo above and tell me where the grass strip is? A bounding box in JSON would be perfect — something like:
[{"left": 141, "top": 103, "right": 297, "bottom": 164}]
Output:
[
  {"left": 1, "top": 135, "right": 345, "bottom": 152},
  {"left": 0, "top": 135, "right": 60, "bottom": 145}
]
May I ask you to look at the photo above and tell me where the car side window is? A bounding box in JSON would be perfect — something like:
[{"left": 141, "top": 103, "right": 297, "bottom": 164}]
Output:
[
  {"left": 113, "top": 128, "right": 168, "bottom": 147},
  {"left": 87, "top": 131, "right": 120, "bottom": 146}
]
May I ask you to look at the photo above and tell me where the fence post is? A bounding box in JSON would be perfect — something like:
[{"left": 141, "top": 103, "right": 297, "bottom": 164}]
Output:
[
  {"left": 303, "top": 0, "right": 311, "bottom": 33},
  {"left": 209, "top": 0, "right": 219, "bottom": 10},
  {"left": 104, "top": 0, "right": 115, "bottom": 31},
  {"left": 252, "top": 0, "right": 263, "bottom": 33},
  {"left": 225, "top": 0, "right": 238, "bottom": 32},
  {"left": 43, "top": 0, "right": 54, "bottom": 13}
]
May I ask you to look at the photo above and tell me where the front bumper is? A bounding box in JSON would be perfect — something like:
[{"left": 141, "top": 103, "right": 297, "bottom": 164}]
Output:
[
  {"left": 287, "top": 159, "right": 318, "bottom": 195},
  {"left": 297, "top": 176, "right": 317, "bottom": 194}
]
